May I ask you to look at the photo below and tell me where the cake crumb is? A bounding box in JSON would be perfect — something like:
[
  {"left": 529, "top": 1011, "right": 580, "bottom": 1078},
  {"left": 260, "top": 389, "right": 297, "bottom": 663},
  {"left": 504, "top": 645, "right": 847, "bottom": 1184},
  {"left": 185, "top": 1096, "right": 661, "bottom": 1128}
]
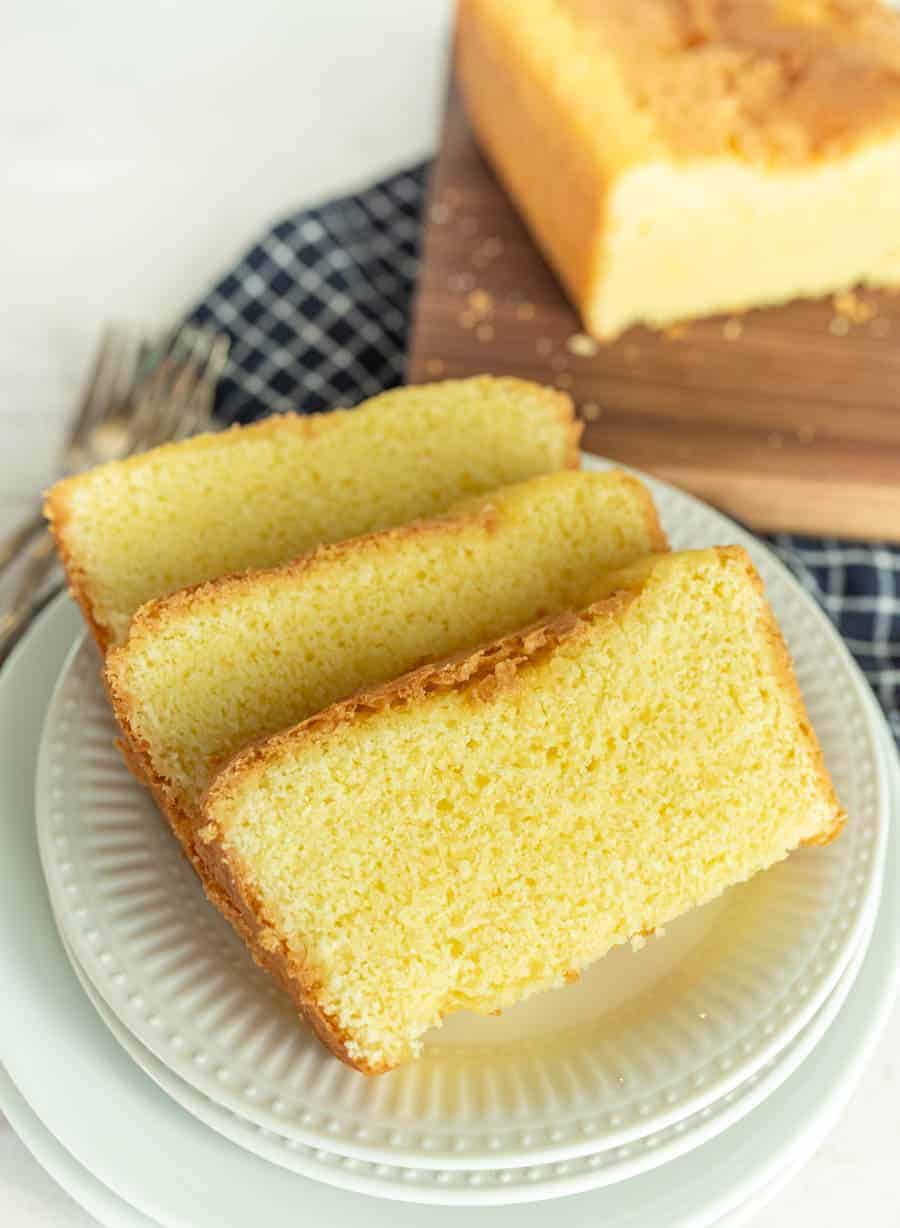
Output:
[
  {"left": 870, "top": 318, "right": 891, "bottom": 338},
  {"left": 430, "top": 202, "right": 451, "bottom": 225},
  {"left": 475, "top": 323, "right": 495, "bottom": 342},
  {"left": 796, "top": 423, "right": 817, "bottom": 443},
  {"left": 467, "top": 289, "right": 493, "bottom": 316},
  {"left": 832, "top": 291, "right": 876, "bottom": 323},
  {"left": 829, "top": 315, "right": 851, "bottom": 336},
  {"left": 448, "top": 272, "right": 475, "bottom": 294},
  {"left": 477, "top": 237, "right": 503, "bottom": 261},
  {"left": 472, "top": 238, "right": 504, "bottom": 268},
  {"left": 581, "top": 402, "right": 601, "bottom": 421},
  {"left": 664, "top": 323, "right": 689, "bottom": 340},
  {"left": 722, "top": 318, "right": 743, "bottom": 341},
  {"left": 516, "top": 302, "right": 536, "bottom": 321},
  {"left": 424, "top": 359, "right": 446, "bottom": 378},
  {"left": 623, "top": 343, "right": 641, "bottom": 362},
  {"left": 630, "top": 934, "right": 647, "bottom": 952},
  {"left": 536, "top": 337, "right": 554, "bottom": 358},
  {"left": 567, "top": 332, "right": 599, "bottom": 358}
]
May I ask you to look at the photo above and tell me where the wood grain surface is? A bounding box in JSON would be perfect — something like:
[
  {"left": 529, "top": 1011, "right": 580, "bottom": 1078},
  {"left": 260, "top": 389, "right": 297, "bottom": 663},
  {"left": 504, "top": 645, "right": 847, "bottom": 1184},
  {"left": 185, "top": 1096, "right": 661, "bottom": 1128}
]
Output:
[{"left": 408, "top": 81, "right": 900, "bottom": 541}]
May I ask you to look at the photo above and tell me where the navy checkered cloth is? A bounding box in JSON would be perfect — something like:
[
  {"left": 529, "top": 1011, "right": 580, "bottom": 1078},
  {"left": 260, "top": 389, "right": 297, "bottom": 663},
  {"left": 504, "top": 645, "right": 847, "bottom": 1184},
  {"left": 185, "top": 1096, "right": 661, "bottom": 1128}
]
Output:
[{"left": 190, "top": 164, "right": 900, "bottom": 746}]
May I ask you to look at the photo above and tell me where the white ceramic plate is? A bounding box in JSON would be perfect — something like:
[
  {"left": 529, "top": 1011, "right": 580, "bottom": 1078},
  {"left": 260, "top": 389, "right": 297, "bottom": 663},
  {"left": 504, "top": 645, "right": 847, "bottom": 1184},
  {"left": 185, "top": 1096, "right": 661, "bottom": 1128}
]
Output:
[
  {"left": 0, "top": 1055, "right": 856, "bottom": 1228},
  {"left": 36, "top": 459, "right": 888, "bottom": 1175},
  {"left": 4, "top": 596, "right": 899, "bottom": 1228},
  {"left": 57, "top": 897, "right": 875, "bottom": 1205}
]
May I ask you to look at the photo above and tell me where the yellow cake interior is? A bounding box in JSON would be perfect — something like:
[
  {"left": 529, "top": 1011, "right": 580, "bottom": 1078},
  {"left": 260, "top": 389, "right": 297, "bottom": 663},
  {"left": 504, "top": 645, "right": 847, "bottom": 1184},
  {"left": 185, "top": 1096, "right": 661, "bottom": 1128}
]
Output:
[
  {"left": 47, "top": 376, "right": 576, "bottom": 646},
  {"left": 597, "top": 136, "right": 900, "bottom": 337},
  {"left": 202, "top": 548, "right": 843, "bottom": 1071},
  {"left": 107, "top": 470, "right": 664, "bottom": 836}
]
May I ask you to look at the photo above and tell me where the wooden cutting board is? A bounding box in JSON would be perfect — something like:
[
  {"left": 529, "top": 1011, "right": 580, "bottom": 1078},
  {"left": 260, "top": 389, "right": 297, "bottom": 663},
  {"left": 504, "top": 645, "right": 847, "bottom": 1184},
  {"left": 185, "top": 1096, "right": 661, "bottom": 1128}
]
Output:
[{"left": 408, "top": 80, "right": 900, "bottom": 541}]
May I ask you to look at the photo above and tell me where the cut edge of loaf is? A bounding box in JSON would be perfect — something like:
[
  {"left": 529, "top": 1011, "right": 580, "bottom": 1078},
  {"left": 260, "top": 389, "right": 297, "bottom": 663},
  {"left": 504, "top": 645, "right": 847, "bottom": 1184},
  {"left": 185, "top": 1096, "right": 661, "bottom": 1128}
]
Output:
[
  {"left": 45, "top": 489, "right": 116, "bottom": 653},
  {"left": 103, "top": 467, "right": 665, "bottom": 861},
  {"left": 196, "top": 545, "right": 846, "bottom": 1073},
  {"left": 115, "top": 724, "right": 363, "bottom": 1065},
  {"left": 45, "top": 376, "right": 582, "bottom": 653}
]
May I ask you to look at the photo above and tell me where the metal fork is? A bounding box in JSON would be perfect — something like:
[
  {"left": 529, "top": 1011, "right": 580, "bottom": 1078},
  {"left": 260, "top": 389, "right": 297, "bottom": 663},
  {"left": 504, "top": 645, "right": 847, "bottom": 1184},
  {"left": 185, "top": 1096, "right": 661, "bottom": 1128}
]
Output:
[{"left": 0, "top": 324, "right": 229, "bottom": 665}]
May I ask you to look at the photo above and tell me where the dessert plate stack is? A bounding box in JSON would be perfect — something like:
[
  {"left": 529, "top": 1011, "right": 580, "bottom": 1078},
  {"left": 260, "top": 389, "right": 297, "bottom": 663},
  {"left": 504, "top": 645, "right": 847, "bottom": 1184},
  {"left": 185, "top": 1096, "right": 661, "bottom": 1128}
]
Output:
[{"left": 3, "top": 460, "right": 898, "bottom": 1227}]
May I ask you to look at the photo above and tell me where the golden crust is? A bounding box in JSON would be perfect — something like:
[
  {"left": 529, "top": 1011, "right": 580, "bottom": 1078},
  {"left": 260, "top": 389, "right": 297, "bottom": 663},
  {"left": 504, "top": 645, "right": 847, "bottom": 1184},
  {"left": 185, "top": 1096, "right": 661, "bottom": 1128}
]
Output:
[
  {"left": 114, "top": 724, "right": 373, "bottom": 1069},
  {"left": 44, "top": 487, "right": 115, "bottom": 654},
  {"left": 700, "top": 546, "right": 846, "bottom": 845},
  {"left": 627, "top": 471, "right": 668, "bottom": 554},
  {"left": 194, "top": 817, "right": 388, "bottom": 1073},
  {"left": 103, "top": 668, "right": 198, "bottom": 856},
  {"left": 566, "top": 0, "right": 900, "bottom": 165},
  {"left": 462, "top": 0, "right": 900, "bottom": 170},
  {"left": 757, "top": 596, "right": 848, "bottom": 847}
]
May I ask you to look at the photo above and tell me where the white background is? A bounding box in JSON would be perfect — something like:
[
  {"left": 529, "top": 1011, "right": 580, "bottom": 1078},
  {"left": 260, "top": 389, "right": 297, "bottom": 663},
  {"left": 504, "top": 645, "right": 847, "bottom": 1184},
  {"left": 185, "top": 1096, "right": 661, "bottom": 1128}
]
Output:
[{"left": 0, "top": 3, "right": 897, "bottom": 1225}]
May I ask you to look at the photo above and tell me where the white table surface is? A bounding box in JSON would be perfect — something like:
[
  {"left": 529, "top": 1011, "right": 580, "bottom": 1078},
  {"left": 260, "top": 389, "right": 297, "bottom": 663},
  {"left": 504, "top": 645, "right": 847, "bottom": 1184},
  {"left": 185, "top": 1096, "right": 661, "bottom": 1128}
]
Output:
[{"left": 1, "top": 3, "right": 897, "bottom": 1225}]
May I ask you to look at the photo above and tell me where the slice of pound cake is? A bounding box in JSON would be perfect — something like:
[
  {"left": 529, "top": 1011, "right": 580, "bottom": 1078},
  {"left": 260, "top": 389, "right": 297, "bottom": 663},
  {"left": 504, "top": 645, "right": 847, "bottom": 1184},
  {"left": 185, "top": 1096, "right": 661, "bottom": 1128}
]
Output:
[
  {"left": 46, "top": 376, "right": 579, "bottom": 649},
  {"left": 106, "top": 470, "right": 665, "bottom": 862},
  {"left": 198, "top": 547, "right": 845, "bottom": 1073}
]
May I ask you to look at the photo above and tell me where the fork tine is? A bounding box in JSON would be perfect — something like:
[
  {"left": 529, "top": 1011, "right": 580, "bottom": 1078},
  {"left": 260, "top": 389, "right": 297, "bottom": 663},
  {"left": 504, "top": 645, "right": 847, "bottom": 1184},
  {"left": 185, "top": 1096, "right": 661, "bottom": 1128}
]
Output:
[
  {"left": 130, "top": 326, "right": 201, "bottom": 451},
  {"left": 66, "top": 327, "right": 121, "bottom": 445},
  {"left": 148, "top": 326, "right": 218, "bottom": 446},
  {"left": 100, "top": 330, "right": 140, "bottom": 427},
  {"left": 129, "top": 352, "right": 176, "bottom": 450},
  {"left": 176, "top": 329, "right": 214, "bottom": 429},
  {"left": 91, "top": 323, "right": 229, "bottom": 465},
  {"left": 195, "top": 331, "right": 229, "bottom": 428},
  {"left": 105, "top": 329, "right": 135, "bottom": 420},
  {"left": 151, "top": 328, "right": 202, "bottom": 444},
  {"left": 176, "top": 331, "right": 229, "bottom": 439}
]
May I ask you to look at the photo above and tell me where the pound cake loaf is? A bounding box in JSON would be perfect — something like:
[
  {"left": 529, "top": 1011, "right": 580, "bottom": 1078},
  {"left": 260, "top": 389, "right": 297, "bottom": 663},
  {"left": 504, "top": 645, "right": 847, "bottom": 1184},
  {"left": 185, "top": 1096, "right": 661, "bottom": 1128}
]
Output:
[
  {"left": 457, "top": 0, "right": 900, "bottom": 338},
  {"left": 106, "top": 469, "right": 665, "bottom": 861},
  {"left": 46, "top": 376, "right": 579, "bottom": 649},
  {"left": 198, "top": 547, "right": 845, "bottom": 1073}
]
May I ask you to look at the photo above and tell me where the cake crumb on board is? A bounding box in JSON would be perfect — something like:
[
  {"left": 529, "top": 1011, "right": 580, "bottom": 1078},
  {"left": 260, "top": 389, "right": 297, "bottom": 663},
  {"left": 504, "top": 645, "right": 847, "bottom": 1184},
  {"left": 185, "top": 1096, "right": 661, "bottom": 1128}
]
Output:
[
  {"left": 833, "top": 291, "right": 876, "bottom": 324},
  {"left": 566, "top": 332, "right": 599, "bottom": 357}
]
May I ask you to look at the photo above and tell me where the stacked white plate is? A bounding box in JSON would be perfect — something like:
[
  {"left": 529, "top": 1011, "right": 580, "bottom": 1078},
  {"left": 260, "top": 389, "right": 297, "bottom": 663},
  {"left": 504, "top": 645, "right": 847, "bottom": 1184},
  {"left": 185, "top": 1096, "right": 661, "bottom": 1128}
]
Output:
[{"left": 2, "top": 458, "right": 898, "bottom": 1227}]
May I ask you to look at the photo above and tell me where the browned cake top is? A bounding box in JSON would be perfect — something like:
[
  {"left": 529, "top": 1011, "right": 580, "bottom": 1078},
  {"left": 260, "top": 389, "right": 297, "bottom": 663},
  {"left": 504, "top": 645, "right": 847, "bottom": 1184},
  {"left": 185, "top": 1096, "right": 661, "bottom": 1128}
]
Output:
[{"left": 556, "top": 0, "right": 900, "bottom": 163}]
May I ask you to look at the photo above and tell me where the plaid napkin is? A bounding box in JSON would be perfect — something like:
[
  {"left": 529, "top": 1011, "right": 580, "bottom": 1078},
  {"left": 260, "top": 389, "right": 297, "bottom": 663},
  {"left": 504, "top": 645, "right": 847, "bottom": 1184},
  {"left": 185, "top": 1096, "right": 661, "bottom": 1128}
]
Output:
[{"left": 189, "top": 164, "right": 900, "bottom": 747}]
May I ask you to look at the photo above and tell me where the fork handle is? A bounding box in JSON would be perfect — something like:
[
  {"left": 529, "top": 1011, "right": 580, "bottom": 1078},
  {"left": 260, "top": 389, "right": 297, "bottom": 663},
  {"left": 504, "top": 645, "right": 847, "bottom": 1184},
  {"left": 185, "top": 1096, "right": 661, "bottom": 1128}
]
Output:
[
  {"left": 0, "top": 576, "right": 65, "bottom": 668},
  {"left": 0, "top": 531, "right": 59, "bottom": 665},
  {"left": 0, "top": 505, "right": 45, "bottom": 578}
]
